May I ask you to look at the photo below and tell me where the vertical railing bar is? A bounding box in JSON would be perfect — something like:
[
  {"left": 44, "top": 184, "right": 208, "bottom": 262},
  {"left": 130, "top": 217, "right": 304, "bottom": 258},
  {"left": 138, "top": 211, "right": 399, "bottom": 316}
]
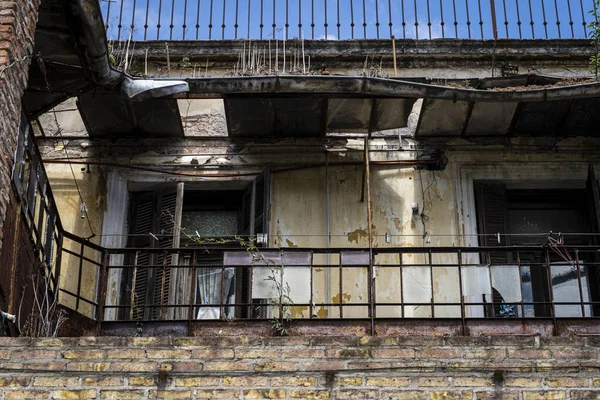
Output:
[
  {"left": 299, "top": 0, "right": 303, "bottom": 39},
  {"left": 339, "top": 254, "right": 343, "bottom": 318},
  {"left": 249, "top": 254, "right": 255, "bottom": 319},
  {"left": 130, "top": 251, "right": 139, "bottom": 320},
  {"left": 144, "top": 0, "right": 151, "bottom": 40},
  {"left": 429, "top": 250, "right": 434, "bottom": 318},
  {"left": 575, "top": 250, "right": 585, "bottom": 317},
  {"left": 130, "top": 0, "right": 138, "bottom": 41},
  {"left": 183, "top": 0, "right": 189, "bottom": 39},
  {"left": 220, "top": 254, "right": 225, "bottom": 319},
  {"left": 457, "top": 250, "right": 465, "bottom": 335},
  {"left": 414, "top": 0, "right": 419, "bottom": 40},
  {"left": 248, "top": 0, "right": 252, "bottom": 39},
  {"left": 309, "top": 253, "right": 314, "bottom": 319},
  {"left": 502, "top": 0, "right": 509, "bottom": 38},
  {"left": 96, "top": 251, "right": 109, "bottom": 330},
  {"left": 515, "top": 0, "right": 522, "bottom": 39},
  {"left": 544, "top": 249, "right": 557, "bottom": 332},
  {"left": 235, "top": 0, "right": 240, "bottom": 39},
  {"left": 260, "top": 0, "right": 264, "bottom": 39},
  {"left": 452, "top": 0, "right": 458, "bottom": 38},
  {"left": 375, "top": 0, "right": 380, "bottom": 39},
  {"left": 399, "top": 251, "right": 404, "bottom": 318},
  {"left": 363, "top": 0, "right": 367, "bottom": 39},
  {"left": 75, "top": 241, "right": 85, "bottom": 312},
  {"left": 325, "top": 0, "right": 329, "bottom": 39},
  {"left": 440, "top": 0, "right": 445, "bottom": 38},
  {"left": 579, "top": 0, "right": 588, "bottom": 39},
  {"left": 105, "top": 0, "right": 112, "bottom": 34},
  {"left": 337, "top": 0, "right": 341, "bottom": 39},
  {"left": 486, "top": 250, "right": 494, "bottom": 317},
  {"left": 187, "top": 251, "right": 197, "bottom": 324},
  {"left": 350, "top": 0, "right": 355, "bottom": 39},
  {"left": 528, "top": 0, "right": 535, "bottom": 38},
  {"left": 285, "top": 0, "right": 289, "bottom": 40},
  {"left": 222, "top": 0, "right": 227, "bottom": 40},
  {"left": 477, "top": 0, "right": 484, "bottom": 39},
  {"left": 160, "top": 250, "right": 168, "bottom": 320},
  {"left": 169, "top": 0, "right": 176, "bottom": 40},
  {"left": 272, "top": 0, "right": 276, "bottom": 39},
  {"left": 157, "top": 0, "right": 164, "bottom": 40},
  {"left": 311, "top": 0, "right": 315, "bottom": 39},
  {"left": 553, "top": 0, "right": 561, "bottom": 38},
  {"left": 426, "top": 0, "right": 432, "bottom": 39},
  {"left": 209, "top": 0, "right": 214, "bottom": 39},
  {"left": 541, "top": 0, "right": 549, "bottom": 39},
  {"left": 118, "top": 0, "right": 125, "bottom": 41},
  {"left": 196, "top": 0, "right": 202, "bottom": 40},
  {"left": 401, "top": 0, "right": 406, "bottom": 39},
  {"left": 466, "top": 0, "right": 472, "bottom": 38},
  {"left": 388, "top": 0, "right": 393, "bottom": 38},
  {"left": 516, "top": 250, "right": 525, "bottom": 319},
  {"left": 566, "top": 0, "right": 574, "bottom": 38}
]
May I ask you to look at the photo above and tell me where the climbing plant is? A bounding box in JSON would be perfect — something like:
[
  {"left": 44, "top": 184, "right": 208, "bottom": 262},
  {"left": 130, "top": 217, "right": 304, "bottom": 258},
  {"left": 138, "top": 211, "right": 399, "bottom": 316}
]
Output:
[{"left": 590, "top": 0, "right": 600, "bottom": 78}]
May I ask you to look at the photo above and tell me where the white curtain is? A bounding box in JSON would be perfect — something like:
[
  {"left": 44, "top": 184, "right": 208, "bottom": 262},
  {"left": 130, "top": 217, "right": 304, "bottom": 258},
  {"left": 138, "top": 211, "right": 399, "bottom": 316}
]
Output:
[{"left": 196, "top": 267, "right": 235, "bottom": 319}]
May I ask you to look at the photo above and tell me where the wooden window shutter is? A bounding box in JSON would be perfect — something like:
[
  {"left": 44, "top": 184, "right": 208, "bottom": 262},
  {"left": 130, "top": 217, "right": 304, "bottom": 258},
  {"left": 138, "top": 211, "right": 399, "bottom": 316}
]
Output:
[
  {"left": 586, "top": 165, "right": 600, "bottom": 316},
  {"left": 474, "top": 181, "right": 511, "bottom": 264}
]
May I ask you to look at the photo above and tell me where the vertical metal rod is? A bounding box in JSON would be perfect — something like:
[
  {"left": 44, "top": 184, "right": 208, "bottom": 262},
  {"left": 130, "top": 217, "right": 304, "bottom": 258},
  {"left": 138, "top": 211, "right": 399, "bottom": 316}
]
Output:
[
  {"left": 272, "top": 0, "right": 276, "bottom": 39},
  {"left": 209, "top": 0, "right": 214, "bottom": 39},
  {"left": 325, "top": 0, "right": 329, "bottom": 39},
  {"left": 388, "top": 0, "right": 393, "bottom": 38},
  {"left": 160, "top": 250, "right": 168, "bottom": 319},
  {"left": 392, "top": 35, "right": 397, "bottom": 76},
  {"left": 566, "top": 0, "right": 574, "bottom": 38},
  {"left": 285, "top": 0, "right": 289, "bottom": 39},
  {"left": 325, "top": 154, "right": 331, "bottom": 317},
  {"left": 440, "top": 0, "right": 445, "bottom": 38},
  {"left": 401, "top": 0, "right": 406, "bottom": 38},
  {"left": 399, "top": 250, "right": 404, "bottom": 318},
  {"left": 363, "top": 0, "right": 367, "bottom": 38},
  {"left": 490, "top": 0, "right": 499, "bottom": 39},
  {"left": 486, "top": 250, "right": 494, "bottom": 317},
  {"left": 453, "top": 0, "right": 458, "bottom": 37},
  {"left": 130, "top": 251, "right": 139, "bottom": 320},
  {"left": 188, "top": 252, "right": 197, "bottom": 329},
  {"left": 118, "top": 0, "right": 125, "bottom": 40},
  {"left": 553, "top": 0, "right": 561, "bottom": 38},
  {"left": 248, "top": 0, "right": 252, "bottom": 39},
  {"left": 337, "top": 0, "right": 341, "bottom": 39},
  {"left": 339, "top": 254, "right": 343, "bottom": 318},
  {"left": 222, "top": 0, "right": 227, "bottom": 39},
  {"left": 96, "top": 251, "right": 109, "bottom": 332},
  {"left": 157, "top": 0, "right": 164, "bottom": 39},
  {"left": 502, "top": 0, "right": 509, "bottom": 38},
  {"left": 466, "top": 0, "right": 472, "bottom": 38},
  {"left": 414, "top": 0, "right": 419, "bottom": 39},
  {"left": 544, "top": 249, "right": 557, "bottom": 332},
  {"left": 517, "top": 250, "right": 525, "bottom": 318},
  {"left": 541, "top": 0, "right": 549, "bottom": 39},
  {"left": 144, "top": 0, "right": 151, "bottom": 40},
  {"left": 311, "top": 0, "right": 315, "bottom": 39},
  {"left": 196, "top": 0, "right": 202, "bottom": 40},
  {"left": 75, "top": 241, "right": 85, "bottom": 312},
  {"left": 457, "top": 250, "right": 465, "bottom": 335},
  {"left": 579, "top": 0, "right": 587, "bottom": 38},
  {"left": 515, "top": 0, "right": 522, "bottom": 38},
  {"left": 235, "top": 0, "right": 240, "bottom": 39},
  {"left": 170, "top": 0, "right": 176, "bottom": 39},
  {"left": 220, "top": 255, "right": 225, "bottom": 319},
  {"left": 528, "top": 0, "right": 535, "bottom": 38},
  {"left": 375, "top": 0, "right": 380, "bottom": 38},
  {"left": 299, "top": 0, "right": 303, "bottom": 39},
  {"left": 131, "top": 0, "right": 138, "bottom": 40},
  {"left": 364, "top": 137, "right": 375, "bottom": 335},
  {"left": 429, "top": 250, "right": 435, "bottom": 318},
  {"left": 351, "top": 0, "right": 355, "bottom": 38},
  {"left": 426, "top": 0, "right": 432, "bottom": 38},
  {"left": 183, "top": 0, "right": 189, "bottom": 39},
  {"left": 575, "top": 250, "right": 585, "bottom": 317},
  {"left": 477, "top": 0, "right": 484, "bottom": 39},
  {"left": 105, "top": 0, "right": 112, "bottom": 34}
]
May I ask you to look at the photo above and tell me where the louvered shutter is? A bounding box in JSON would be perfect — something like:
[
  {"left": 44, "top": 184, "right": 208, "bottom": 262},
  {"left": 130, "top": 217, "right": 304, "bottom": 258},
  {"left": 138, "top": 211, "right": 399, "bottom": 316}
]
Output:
[
  {"left": 586, "top": 165, "right": 600, "bottom": 316},
  {"left": 151, "top": 190, "right": 178, "bottom": 320},
  {"left": 254, "top": 170, "right": 270, "bottom": 238},
  {"left": 127, "top": 192, "right": 155, "bottom": 321},
  {"left": 474, "top": 181, "right": 511, "bottom": 264}
]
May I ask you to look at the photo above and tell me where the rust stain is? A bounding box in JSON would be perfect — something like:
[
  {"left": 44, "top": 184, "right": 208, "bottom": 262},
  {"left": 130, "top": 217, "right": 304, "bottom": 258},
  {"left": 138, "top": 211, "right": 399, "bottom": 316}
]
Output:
[
  {"left": 347, "top": 228, "right": 368, "bottom": 244},
  {"left": 285, "top": 239, "right": 298, "bottom": 248},
  {"left": 316, "top": 307, "right": 328, "bottom": 318},
  {"left": 314, "top": 268, "right": 323, "bottom": 273},
  {"left": 332, "top": 293, "right": 352, "bottom": 304}
]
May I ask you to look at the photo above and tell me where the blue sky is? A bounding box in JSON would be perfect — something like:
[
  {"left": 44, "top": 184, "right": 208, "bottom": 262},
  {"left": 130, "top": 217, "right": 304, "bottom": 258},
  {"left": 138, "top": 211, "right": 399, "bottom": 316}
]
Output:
[{"left": 101, "top": 0, "right": 597, "bottom": 41}]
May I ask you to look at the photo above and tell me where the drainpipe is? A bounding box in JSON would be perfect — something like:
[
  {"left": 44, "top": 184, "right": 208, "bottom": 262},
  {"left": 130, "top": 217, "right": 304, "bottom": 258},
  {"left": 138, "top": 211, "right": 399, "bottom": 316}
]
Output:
[
  {"left": 325, "top": 153, "right": 331, "bottom": 317},
  {"left": 75, "top": 0, "right": 189, "bottom": 101}
]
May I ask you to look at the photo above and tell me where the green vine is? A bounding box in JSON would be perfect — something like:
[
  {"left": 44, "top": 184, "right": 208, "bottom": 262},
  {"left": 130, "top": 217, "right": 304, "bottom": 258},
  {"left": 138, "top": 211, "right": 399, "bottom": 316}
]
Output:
[{"left": 589, "top": 0, "right": 600, "bottom": 78}]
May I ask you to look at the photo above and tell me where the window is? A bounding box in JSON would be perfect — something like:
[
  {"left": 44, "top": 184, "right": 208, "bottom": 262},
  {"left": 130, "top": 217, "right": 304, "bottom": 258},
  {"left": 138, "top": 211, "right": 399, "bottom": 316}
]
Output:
[
  {"left": 474, "top": 169, "right": 600, "bottom": 318},
  {"left": 118, "top": 171, "right": 270, "bottom": 321}
]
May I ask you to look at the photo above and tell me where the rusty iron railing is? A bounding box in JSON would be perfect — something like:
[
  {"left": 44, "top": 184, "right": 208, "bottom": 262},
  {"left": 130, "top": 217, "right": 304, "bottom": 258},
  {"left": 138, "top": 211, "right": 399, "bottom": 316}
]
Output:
[{"left": 102, "top": 0, "right": 598, "bottom": 41}]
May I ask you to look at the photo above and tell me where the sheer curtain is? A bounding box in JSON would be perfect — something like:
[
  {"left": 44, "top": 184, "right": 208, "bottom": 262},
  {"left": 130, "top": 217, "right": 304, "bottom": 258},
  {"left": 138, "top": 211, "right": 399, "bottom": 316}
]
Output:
[{"left": 196, "top": 267, "right": 235, "bottom": 319}]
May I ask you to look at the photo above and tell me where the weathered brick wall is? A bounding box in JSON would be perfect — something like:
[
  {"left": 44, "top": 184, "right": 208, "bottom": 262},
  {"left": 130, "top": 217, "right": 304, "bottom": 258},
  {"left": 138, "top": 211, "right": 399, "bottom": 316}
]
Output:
[
  {"left": 0, "top": 0, "right": 40, "bottom": 256},
  {"left": 0, "top": 336, "right": 598, "bottom": 399}
]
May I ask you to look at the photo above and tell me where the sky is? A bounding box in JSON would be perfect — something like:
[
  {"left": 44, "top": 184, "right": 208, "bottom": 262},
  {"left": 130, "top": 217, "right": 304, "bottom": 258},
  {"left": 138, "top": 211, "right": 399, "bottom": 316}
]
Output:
[{"left": 100, "top": 0, "right": 597, "bottom": 41}]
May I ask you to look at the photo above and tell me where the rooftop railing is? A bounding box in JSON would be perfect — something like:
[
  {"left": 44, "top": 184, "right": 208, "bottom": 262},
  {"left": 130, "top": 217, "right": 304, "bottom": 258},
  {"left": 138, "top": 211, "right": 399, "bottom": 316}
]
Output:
[{"left": 102, "top": 0, "right": 598, "bottom": 41}]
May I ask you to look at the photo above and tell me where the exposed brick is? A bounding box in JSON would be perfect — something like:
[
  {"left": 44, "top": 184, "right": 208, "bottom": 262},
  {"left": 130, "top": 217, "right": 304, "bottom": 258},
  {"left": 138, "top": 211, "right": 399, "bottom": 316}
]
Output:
[
  {"left": 522, "top": 391, "right": 566, "bottom": 400},
  {"left": 203, "top": 361, "right": 252, "bottom": 371},
  {"left": 545, "top": 377, "right": 589, "bottom": 387},
  {"left": 507, "top": 349, "right": 551, "bottom": 359},
  {"left": 453, "top": 377, "right": 495, "bottom": 387},
  {"left": 504, "top": 378, "right": 542, "bottom": 388},
  {"left": 430, "top": 391, "right": 473, "bottom": 399},
  {"left": 571, "top": 390, "right": 600, "bottom": 399},
  {"left": 244, "top": 389, "right": 286, "bottom": 399},
  {"left": 236, "top": 348, "right": 280, "bottom": 359},
  {"left": 32, "top": 377, "right": 78, "bottom": 387},
  {"left": 474, "top": 392, "right": 520, "bottom": 400},
  {"left": 5, "top": 390, "right": 51, "bottom": 400},
  {"left": 51, "top": 390, "right": 97, "bottom": 399},
  {"left": 195, "top": 389, "right": 240, "bottom": 399},
  {"left": 418, "top": 377, "right": 452, "bottom": 387},
  {"left": 173, "top": 377, "right": 220, "bottom": 387},
  {"left": 289, "top": 390, "right": 330, "bottom": 399},
  {"left": 462, "top": 349, "right": 506, "bottom": 359},
  {"left": 371, "top": 348, "right": 415, "bottom": 359},
  {"left": 145, "top": 349, "right": 190, "bottom": 359},
  {"left": 62, "top": 350, "right": 105, "bottom": 360},
  {"left": 82, "top": 377, "right": 123, "bottom": 387},
  {"left": 333, "top": 389, "right": 380, "bottom": 400},
  {"left": 222, "top": 376, "right": 269, "bottom": 386},
  {"left": 417, "top": 348, "right": 462, "bottom": 359},
  {"left": 148, "top": 390, "right": 192, "bottom": 399},
  {"left": 254, "top": 361, "right": 299, "bottom": 372},
  {"left": 326, "top": 348, "right": 371, "bottom": 359},
  {"left": 106, "top": 349, "right": 146, "bottom": 359},
  {"left": 337, "top": 377, "right": 363, "bottom": 386},
  {"left": 552, "top": 349, "right": 597, "bottom": 359},
  {"left": 100, "top": 390, "right": 146, "bottom": 399},
  {"left": 365, "top": 377, "right": 410, "bottom": 387},
  {"left": 282, "top": 349, "right": 326, "bottom": 359},
  {"left": 189, "top": 349, "right": 234, "bottom": 359},
  {"left": 271, "top": 376, "right": 316, "bottom": 387}
]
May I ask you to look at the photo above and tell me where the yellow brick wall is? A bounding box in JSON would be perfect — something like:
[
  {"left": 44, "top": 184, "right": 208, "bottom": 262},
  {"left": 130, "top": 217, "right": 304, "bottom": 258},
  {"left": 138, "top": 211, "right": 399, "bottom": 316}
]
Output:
[{"left": 0, "top": 336, "right": 598, "bottom": 399}]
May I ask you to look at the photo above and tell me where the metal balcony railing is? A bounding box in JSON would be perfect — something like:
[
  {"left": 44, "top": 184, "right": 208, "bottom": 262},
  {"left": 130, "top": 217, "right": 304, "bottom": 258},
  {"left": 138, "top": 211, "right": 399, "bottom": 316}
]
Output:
[{"left": 102, "top": 0, "right": 598, "bottom": 41}]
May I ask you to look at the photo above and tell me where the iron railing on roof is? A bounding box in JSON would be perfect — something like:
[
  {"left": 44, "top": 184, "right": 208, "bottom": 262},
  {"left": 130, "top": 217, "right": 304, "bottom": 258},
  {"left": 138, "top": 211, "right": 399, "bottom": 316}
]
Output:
[{"left": 102, "top": 0, "right": 598, "bottom": 41}]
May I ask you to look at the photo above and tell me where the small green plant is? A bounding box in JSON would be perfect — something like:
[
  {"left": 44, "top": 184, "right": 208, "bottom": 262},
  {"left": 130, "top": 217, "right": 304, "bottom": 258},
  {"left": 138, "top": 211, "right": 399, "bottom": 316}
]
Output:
[{"left": 589, "top": 0, "right": 600, "bottom": 78}]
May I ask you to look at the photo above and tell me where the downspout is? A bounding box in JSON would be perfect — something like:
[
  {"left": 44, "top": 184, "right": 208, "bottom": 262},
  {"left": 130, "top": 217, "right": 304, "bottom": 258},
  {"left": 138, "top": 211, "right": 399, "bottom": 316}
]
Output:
[{"left": 75, "top": 0, "right": 189, "bottom": 101}]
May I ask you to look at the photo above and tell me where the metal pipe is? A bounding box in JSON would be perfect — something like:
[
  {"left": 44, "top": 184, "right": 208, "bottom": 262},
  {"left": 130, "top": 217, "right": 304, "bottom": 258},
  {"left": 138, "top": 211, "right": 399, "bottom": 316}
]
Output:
[{"left": 325, "top": 153, "right": 331, "bottom": 317}]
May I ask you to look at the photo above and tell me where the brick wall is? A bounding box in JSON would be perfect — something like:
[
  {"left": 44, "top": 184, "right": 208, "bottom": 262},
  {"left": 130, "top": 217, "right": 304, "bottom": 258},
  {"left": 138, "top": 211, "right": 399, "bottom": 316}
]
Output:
[
  {"left": 0, "top": 0, "right": 40, "bottom": 257},
  {"left": 0, "top": 335, "right": 598, "bottom": 399}
]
